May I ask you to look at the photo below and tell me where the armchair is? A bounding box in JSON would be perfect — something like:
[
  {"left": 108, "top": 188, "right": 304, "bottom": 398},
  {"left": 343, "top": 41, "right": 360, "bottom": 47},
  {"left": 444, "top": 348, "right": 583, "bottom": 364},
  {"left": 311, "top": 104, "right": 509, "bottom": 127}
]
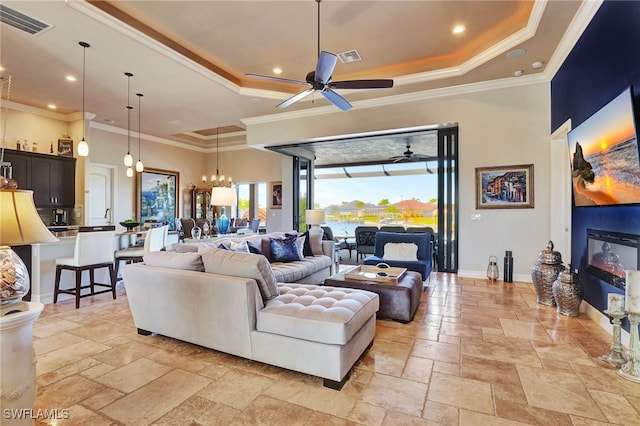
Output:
[
  {"left": 355, "top": 226, "right": 378, "bottom": 261},
  {"left": 363, "top": 231, "right": 432, "bottom": 281}
]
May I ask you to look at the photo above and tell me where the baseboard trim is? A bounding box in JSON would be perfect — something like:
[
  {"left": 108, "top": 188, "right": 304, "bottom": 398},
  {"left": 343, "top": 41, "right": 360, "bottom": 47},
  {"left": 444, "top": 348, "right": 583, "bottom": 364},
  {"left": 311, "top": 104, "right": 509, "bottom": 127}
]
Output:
[{"left": 456, "top": 269, "right": 531, "bottom": 283}]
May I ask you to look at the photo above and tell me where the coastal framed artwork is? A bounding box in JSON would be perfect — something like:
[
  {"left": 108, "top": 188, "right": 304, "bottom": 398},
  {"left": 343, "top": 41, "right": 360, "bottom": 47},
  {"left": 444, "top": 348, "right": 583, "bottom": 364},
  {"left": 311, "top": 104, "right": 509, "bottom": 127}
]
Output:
[
  {"left": 136, "top": 167, "right": 179, "bottom": 230},
  {"left": 475, "top": 164, "right": 534, "bottom": 209},
  {"left": 567, "top": 86, "right": 640, "bottom": 207},
  {"left": 270, "top": 181, "right": 282, "bottom": 209}
]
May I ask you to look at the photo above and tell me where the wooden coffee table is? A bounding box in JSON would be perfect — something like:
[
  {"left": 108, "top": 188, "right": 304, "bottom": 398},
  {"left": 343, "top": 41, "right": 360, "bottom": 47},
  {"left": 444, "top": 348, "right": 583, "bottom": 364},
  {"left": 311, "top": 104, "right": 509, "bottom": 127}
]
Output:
[{"left": 325, "top": 269, "right": 423, "bottom": 323}]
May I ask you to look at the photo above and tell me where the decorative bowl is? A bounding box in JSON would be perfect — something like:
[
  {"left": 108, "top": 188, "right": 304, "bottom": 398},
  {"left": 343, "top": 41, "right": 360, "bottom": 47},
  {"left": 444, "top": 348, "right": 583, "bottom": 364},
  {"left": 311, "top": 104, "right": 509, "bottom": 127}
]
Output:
[{"left": 119, "top": 221, "right": 140, "bottom": 231}]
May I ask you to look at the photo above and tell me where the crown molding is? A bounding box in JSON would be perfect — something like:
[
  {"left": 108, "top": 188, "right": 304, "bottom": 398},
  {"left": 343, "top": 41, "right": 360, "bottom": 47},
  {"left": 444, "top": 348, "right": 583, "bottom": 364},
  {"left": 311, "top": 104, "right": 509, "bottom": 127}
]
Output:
[
  {"left": 90, "top": 121, "right": 248, "bottom": 154},
  {"left": 543, "top": 0, "right": 603, "bottom": 81},
  {"left": 242, "top": 73, "right": 549, "bottom": 127}
]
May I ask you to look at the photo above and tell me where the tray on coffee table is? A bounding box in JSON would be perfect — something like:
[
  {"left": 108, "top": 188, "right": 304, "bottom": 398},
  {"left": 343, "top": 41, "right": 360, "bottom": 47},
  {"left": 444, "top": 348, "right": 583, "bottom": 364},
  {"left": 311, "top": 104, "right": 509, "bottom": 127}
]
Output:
[{"left": 345, "top": 265, "right": 407, "bottom": 283}]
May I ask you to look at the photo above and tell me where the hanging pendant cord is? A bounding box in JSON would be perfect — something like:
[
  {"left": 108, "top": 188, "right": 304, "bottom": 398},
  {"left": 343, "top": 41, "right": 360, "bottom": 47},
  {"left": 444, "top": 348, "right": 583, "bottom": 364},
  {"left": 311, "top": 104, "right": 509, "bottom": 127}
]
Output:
[
  {"left": 216, "top": 127, "right": 220, "bottom": 179},
  {"left": 125, "top": 72, "right": 133, "bottom": 153},
  {"left": 81, "top": 42, "right": 87, "bottom": 140},
  {"left": 137, "top": 93, "right": 143, "bottom": 158}
]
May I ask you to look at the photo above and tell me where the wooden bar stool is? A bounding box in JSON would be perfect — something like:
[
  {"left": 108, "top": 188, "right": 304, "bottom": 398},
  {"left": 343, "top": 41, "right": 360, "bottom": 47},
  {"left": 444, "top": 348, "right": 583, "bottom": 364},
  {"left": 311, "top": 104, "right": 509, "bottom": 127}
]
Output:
[{"left": 54, "top": 226, "right": 117, "bottom": 309}]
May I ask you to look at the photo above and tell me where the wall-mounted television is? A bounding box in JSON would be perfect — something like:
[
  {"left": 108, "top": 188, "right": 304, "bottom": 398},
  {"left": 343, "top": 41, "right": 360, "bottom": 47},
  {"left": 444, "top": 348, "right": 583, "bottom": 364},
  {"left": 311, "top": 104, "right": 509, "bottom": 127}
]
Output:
[{"left": 568, "top": 86, "right": 640, "bottom": 206}]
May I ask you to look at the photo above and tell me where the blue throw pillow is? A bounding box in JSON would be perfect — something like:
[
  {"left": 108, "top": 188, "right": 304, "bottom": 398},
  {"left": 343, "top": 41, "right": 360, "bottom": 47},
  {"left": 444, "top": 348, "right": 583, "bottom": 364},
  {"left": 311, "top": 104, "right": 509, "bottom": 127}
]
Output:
[{"left": 269, "top": 235, "right": 302, "bottom": 262}]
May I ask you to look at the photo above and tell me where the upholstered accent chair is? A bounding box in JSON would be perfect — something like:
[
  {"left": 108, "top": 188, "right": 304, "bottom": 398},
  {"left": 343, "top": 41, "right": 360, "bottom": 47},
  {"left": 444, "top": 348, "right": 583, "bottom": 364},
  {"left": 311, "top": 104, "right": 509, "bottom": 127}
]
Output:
[{"left": 363, "top": 231, "right": 433, "bottom": 281}]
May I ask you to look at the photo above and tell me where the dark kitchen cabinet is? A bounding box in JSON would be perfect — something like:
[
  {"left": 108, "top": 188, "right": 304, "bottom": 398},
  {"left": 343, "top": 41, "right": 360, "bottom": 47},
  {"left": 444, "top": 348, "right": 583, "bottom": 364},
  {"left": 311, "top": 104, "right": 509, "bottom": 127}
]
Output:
[{"left": 3, "top": 149, "right": 76, "bottom": 207}]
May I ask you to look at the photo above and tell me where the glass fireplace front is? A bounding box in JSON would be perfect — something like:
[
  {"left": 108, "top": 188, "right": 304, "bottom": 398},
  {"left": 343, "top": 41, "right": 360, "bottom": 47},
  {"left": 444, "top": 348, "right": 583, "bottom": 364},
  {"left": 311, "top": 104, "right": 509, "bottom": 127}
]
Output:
[{"left": 587, "top": 229, "right": 640, "bottom": 290}]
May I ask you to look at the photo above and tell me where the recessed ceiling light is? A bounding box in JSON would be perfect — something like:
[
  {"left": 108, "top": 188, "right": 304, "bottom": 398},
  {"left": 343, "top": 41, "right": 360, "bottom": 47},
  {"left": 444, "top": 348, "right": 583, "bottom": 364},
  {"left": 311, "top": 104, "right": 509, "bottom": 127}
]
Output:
[
  {"left": 531, "top": 60, "right": 543, "bottom": 69},
  {"left": 452, "top": 25, "right": 465, "bottom": 34},
  {"left": 272, "top": 67, "right": 282, "bottom": 74},
  {"left": 47, "top": 104, "right": 57, "bottom": 109},
  {"left": 506, "top": 49, "right": 527, "bottom": 59},
  {"left": 514, "top": 70, "right": 524, "bottom": 77},
  {"left": 65, "top": 75, "right": 77, "bottom": 82}
]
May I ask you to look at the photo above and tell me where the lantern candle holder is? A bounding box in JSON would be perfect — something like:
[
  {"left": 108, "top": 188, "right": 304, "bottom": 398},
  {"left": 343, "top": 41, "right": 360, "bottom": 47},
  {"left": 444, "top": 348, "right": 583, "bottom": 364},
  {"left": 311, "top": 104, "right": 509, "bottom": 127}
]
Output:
[{"left": 618, "top": 271, "right": 640, "bottom": 382}]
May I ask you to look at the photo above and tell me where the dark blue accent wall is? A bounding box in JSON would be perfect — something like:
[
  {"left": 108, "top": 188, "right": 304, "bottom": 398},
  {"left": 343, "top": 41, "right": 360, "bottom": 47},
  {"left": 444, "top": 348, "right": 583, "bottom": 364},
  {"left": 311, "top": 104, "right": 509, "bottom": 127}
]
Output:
[{"left": 551, "top": 1, "right": 640, "bottom": 324}]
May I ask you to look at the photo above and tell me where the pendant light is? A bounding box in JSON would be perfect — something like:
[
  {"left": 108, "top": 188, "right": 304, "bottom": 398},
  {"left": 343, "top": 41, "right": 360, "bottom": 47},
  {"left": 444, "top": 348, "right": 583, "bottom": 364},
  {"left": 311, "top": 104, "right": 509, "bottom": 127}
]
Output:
[
  {"left": 212, "top": 128, "right": 232, "bottom": 186},
  {"left": 135, "top": 92, "right": 144, "bottom": 173},
  {"left": 77, "top": 41, "right": 90, "bottom": 157},
  {"left": 123, "top": 72, "right": 133, "bottom": 177}
]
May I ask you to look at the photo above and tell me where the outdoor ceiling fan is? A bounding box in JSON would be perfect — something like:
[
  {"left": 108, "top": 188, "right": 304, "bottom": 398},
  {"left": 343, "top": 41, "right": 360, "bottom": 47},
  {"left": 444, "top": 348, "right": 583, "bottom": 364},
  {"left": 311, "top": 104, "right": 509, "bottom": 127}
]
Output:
[
  {"left": 245, "top": 0, "right": 393, "bottom": 111},
  {"left": 389, "top": 143, "right": 432, "bottom": 163}
]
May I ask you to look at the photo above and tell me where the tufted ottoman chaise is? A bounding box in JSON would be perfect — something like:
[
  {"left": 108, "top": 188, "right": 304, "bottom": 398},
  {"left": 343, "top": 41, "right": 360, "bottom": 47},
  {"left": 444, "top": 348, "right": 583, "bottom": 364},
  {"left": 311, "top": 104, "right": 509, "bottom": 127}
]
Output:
[
  {"left": 122, "top": 249, "right": 379, "bottom": 390},
  {"left": 253, "top": 284, "right": 378, "bottom": 388}
]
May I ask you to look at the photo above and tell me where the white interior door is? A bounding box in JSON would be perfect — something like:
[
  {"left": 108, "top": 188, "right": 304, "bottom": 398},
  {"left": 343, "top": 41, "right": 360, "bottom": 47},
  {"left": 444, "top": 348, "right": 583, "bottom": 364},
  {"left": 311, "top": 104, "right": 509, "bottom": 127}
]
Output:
[
  {"left": 87, "top": 164, "right": 114, "bottom": 226},
  {"left": 550, "top": 120, "right": 572, "bottom": 262}
]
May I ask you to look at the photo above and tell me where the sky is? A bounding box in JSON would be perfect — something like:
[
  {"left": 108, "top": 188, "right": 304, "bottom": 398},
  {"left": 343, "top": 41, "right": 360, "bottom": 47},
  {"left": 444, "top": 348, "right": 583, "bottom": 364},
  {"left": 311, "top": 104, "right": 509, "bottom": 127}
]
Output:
[{"left": 314, "top": 173, "right": 439, "bottom": 208}]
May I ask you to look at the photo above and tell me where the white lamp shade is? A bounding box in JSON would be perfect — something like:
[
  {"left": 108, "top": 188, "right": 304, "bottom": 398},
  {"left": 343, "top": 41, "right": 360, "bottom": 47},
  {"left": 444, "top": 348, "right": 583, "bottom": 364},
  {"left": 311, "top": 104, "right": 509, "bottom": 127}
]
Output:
[
  {"left": 126, "top": 167, "right": 134, "bottom": 177},
  {"left": 211, "top": 187, "right": 237, "bottom": 206},
  {"left": 135, "top": 160, "right": 144, "bottom": 172},
  {"left": 306, "top": 209, "right": 325, "bottom": 225},
  {"left": 0, "top": 189, "right": 58, "bottom": 245},
  {"left": 77, "top": 139, "right": 89, "bottom": 157}
]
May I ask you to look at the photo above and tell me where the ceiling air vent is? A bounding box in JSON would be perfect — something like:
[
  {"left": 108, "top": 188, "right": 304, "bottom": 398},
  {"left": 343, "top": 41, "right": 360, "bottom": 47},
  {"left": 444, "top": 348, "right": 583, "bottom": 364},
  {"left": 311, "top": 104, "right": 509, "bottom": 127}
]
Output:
[
  {"left": 337, "top": 50, "right": 361, "bottom": 64},
  {"left": 0, "top": 4, "right": 51, "bottom": 35}
]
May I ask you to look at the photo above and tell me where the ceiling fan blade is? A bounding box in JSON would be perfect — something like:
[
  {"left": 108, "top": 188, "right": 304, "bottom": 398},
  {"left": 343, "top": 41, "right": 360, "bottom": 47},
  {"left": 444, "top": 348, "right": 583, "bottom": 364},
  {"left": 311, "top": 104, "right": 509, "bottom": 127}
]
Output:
[
  {"left": 276, "top": 88, "right": 315, "bottom": 109},
  {"left": 330, "top": 79, "right": 394, "bottom": 89},
  {"left": 315, "top": 51, "right": 337, "bottom": 84},
  {"left": 321, "top": 88, "right": 352, "bottom": 111},
  {"left": 245, "top": 73, "right": 309, "bottom": 86}
]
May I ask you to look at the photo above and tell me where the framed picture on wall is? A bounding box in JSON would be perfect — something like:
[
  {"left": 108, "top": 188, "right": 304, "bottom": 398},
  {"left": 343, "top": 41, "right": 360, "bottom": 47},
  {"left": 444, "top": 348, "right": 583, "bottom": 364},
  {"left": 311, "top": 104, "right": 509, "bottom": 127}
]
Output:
[
  {"left": 270, "top": 181, "right": 282, "bottom": 209},
  {"left": 136, "top": 167, "right": 180, "bottom": 230},
  {"left": 475, "top": 164, "right": 534, "bottom": 209},
  {"left": 57, "top": 139, "right": 73, "bottom": 157}
]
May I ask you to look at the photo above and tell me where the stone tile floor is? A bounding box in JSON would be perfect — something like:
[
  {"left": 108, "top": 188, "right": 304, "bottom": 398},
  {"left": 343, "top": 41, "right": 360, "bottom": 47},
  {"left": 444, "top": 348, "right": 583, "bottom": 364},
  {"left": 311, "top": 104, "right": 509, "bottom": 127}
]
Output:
[{"left": 32, "top": 272, "right": 640, "bottom": 425}]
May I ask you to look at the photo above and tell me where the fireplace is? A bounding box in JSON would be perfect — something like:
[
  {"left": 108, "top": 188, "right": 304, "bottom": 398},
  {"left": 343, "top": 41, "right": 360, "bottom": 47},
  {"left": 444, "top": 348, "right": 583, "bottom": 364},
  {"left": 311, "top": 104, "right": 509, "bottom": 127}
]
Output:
[{"left": 587, "top": 229, "right": 640, "bottom": 290}]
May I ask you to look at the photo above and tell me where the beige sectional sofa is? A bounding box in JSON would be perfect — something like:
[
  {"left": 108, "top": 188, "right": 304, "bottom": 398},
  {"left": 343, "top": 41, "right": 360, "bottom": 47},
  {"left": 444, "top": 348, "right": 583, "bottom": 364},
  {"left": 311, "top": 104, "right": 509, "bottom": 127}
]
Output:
[
  {"left": 121, "top": 246, "right": 379, "bottom": 389},
  {"left": 167, "top": 231, "right": 334, "bottom": 284}
]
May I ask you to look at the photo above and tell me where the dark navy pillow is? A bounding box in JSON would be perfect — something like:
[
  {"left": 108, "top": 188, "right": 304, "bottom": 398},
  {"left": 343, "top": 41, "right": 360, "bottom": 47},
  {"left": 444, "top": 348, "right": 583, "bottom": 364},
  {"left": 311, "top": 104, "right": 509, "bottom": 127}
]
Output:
[
  {"left": 216, "top": 243, "right": 230, "bottom": 250},
  {"left": 247, "top": 241, "right": 263, "bottom": 255},
  {"left": 301, "top": 231, "right": 314, "bottom": 257},
  {"left": 269, "top": 235, "right": 302, "bottom": 262}
]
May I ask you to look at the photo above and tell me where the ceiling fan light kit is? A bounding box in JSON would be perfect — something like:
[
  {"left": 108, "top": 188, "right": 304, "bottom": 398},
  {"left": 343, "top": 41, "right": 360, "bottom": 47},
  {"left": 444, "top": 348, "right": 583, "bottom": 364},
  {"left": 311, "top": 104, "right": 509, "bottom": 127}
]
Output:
[{"left": 245, "top": 0, "right": 393, "bottom": 111}]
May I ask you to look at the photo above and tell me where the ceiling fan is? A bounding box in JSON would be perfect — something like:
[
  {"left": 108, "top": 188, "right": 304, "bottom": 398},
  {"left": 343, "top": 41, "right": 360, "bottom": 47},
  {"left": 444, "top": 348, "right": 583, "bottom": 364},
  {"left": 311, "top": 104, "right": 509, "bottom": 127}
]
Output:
[
  {"left": 245, "top": 0, "right": 393, "bottom": 111},
  {"left": 389, "top": 143, "right": 432, "bottom": 163}
]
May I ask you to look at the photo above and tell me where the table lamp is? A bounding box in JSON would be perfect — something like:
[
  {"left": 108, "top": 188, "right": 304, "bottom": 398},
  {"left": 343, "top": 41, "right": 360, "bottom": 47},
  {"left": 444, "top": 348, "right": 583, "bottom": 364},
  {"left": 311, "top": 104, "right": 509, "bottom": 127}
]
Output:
[
  {"left": 211, "top": 186, "right": 237, "bottom": 234},
  {"left": 306, "top": 209, "right": 326, "bottom": 239},
  {"left": 1, "top": 187, "right": 58, "bottom": 313}
]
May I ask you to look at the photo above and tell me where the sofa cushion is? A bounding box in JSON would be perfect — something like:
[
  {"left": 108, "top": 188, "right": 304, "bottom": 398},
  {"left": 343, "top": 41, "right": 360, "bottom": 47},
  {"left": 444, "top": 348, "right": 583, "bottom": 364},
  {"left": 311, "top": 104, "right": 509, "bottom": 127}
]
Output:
[
  {"left": 199, "top": 245, "right": 279, "bottom": 301},
  {"left": 166, "top": 242, "right": 199, "bottom": 253},
  {"left": 383, "top": 242, "right": 418, "bottom": 261},
  {"left": 258, "top": 283, "right": 379, "bottom": 345},
  {"left": 143, "top": 251, "right": 204, "bottom": 271},
  {"left": 269, "top": 235, "right": 302, "bottom": 262},
  {"left": 270, "top": 255, "right": 332, "bottom": 283}
]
